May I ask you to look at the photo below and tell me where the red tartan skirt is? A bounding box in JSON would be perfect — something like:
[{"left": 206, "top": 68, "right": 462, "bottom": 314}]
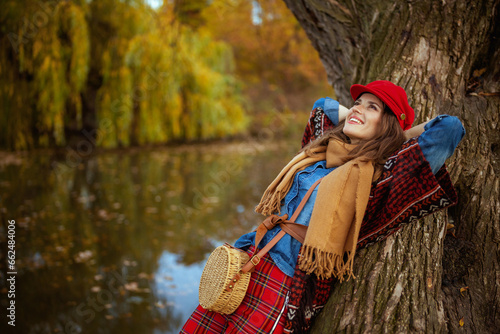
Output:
[{"left": 180, "top": 246, "right": 292, "bottom": 334}]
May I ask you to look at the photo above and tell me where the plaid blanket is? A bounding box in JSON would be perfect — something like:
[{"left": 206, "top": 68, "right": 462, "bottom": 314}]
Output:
[{"left": 181, "top": 246, "right": 292, "bottom": 334}]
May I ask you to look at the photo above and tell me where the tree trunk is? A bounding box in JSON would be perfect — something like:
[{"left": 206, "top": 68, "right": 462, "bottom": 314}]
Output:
[{"left": 281, "top": 0, "right": 500, "bottom": 332}]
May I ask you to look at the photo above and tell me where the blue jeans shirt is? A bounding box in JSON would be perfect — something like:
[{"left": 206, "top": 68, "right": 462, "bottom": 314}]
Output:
[{"left": 234, "top": 98, "right": 465, "bottom": 277}]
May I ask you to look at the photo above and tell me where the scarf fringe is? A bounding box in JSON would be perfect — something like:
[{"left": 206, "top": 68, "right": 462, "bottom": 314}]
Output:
[
  {"left": 298, "top": 245, "right": 356, "bottom": 282},
  {"left": 255, "top": 148, "right": 327, "bottom": 216},
  {"left": 255, "top": 189, "right": 285, "bottom": 216}
]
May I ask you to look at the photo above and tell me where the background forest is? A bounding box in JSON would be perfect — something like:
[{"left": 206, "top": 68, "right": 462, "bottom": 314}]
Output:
[{"left": 0, "top": 0, "right": 331, "bottom": 150}]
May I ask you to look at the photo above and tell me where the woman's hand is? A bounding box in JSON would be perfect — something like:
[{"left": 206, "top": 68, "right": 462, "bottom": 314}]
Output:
[
  {"left": 404, "top": 120, "right": 430, "bottom": 139},
  {"left": 339, "top": 104, "right": 350, "bottom": 122}
]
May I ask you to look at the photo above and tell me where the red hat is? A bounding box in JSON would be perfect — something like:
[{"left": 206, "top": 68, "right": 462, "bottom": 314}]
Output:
[{"left": 350, "top": 80, "right": 414, "bottom": 130}]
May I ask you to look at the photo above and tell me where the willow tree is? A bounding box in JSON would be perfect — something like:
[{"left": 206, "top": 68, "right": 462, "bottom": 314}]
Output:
[
  {"left": 281, "top": 0, "right": 500, "bottom": 332},
  {"left": 0, "top": 0, "right": 247, "bottom": 150},
  {"left": 0, "top": 0, "right": 89, "bottom": 149},
  {"left": 89, "top": 0, "right": 247, "bottom": 148}
]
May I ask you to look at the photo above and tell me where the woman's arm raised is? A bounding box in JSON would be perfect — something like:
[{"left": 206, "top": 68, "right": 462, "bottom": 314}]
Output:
[
  {"left": 407, "top": 115, "right": 465, "bottom": 174},
  {"left": 302, "top": 98, "right": 350, "bottom": 147}
]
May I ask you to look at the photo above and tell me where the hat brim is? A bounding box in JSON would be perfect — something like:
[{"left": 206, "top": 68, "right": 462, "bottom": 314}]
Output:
[{"left": 350, "top": 84, "right": 380, "bottom": 104}]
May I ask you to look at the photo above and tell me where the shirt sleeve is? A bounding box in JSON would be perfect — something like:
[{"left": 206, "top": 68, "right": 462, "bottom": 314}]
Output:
[
  {"left": 358, "top": 138, "right": 459, "bottom": 249},
  {"left": 312, "top": 97, "right": 339, "bottom": 125},
  {"left": 417, "top": 115, "right": 465, "bottom": 174}
]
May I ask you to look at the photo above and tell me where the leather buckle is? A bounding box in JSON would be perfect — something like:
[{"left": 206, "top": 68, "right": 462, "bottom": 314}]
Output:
[{"left": 250, "top": 255, "right": 260, "bottom": 266}]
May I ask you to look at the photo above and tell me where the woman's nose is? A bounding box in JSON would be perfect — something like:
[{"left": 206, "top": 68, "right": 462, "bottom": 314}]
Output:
[{"left": 352, "top": 105, "right": 363, "bottom": 114}]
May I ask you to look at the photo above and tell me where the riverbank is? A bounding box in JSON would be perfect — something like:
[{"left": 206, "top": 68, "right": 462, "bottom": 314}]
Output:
[{"left": 0, "top": 111, "right": 308, "bottom": 167}]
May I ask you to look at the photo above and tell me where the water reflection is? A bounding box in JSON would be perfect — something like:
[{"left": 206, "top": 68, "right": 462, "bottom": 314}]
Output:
[{"left": 0, "top": 139, "right": 299, "bottom": 334}]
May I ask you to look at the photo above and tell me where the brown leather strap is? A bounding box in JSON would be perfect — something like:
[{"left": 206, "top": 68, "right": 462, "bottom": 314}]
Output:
[
  {"left": 253, "top": 214, "right": 288, "bottom": 252},
  {"left": 289, "top": 178, "right": 322, "bottom": 222},
  {"left": 225, "top": 178, "right": 324, "bottom": 291},
  {"left": 239, "top": 230, "right": 287, "bottom": 274},
  {"left": 243, "top": 177, "right": 323, "bottom": 273},
  {"left": 280, "top": 222, "right": 307, "bottom": 244}
]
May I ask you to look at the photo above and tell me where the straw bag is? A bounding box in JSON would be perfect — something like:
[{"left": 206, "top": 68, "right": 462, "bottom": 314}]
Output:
[
  {"left": 198, "top": 178, "right": 322, "bottom": 314},
  {"left": 198, "top": 243, "right": 251, "bottom": 314}
]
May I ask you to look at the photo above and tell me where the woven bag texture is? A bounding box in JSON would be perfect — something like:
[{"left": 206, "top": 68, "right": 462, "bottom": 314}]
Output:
[{"left": 199, "top": 245, "right": 251, "bottom": 314}]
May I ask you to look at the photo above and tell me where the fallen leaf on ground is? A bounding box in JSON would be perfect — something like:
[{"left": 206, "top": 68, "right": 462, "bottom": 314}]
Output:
[{"left": 91, "top": 286, "right": 101, "bottom": 293}]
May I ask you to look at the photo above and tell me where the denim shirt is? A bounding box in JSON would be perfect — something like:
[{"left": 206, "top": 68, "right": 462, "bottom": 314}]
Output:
[{"left": 234, "top": 98, "right": 465, "bottom": 277}]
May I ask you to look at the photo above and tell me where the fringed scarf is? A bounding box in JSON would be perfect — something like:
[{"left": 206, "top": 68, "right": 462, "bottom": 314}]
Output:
[{"left": 255, "top": 139, "right": 375, "bottom": 280}]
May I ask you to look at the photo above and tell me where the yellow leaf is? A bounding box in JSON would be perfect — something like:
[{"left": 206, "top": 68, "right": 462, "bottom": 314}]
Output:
[
  {"left": 473, "top": 68, "right": 486, "bottom": 78},
  {"left": 459, "top": 317, "right": 464, "bottom": 327},
  {"left": 460, "top": 286, "right": 469, "bottom": 296}
]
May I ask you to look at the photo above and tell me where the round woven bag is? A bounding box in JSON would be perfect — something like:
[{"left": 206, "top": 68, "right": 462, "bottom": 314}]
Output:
[{"left": 199, "top": 244, "right": 251, "bottom": 314}]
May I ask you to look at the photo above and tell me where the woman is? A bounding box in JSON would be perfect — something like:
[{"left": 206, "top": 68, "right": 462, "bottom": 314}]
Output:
[{"left": 180, "top": 80, "right": 465, "bottom": 334}]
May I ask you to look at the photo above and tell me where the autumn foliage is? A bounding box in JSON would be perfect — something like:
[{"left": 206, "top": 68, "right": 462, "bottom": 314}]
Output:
[{"left": 0, "top": 0, "right": 330, "bottom": 150}]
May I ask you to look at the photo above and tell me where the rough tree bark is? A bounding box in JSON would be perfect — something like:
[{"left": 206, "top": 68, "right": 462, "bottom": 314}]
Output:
[{"left": 281, "top": 0, "right": 500, "bottom": 333}]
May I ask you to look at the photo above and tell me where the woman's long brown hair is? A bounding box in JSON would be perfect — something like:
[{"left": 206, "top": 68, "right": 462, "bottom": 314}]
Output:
[{"left": 302, "top": 106, "right": 406, "bottom": 176}]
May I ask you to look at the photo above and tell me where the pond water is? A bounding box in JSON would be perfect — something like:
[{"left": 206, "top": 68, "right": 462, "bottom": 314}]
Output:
[{"left": 0, "top": 138, "right": 301, "bottom": 334}]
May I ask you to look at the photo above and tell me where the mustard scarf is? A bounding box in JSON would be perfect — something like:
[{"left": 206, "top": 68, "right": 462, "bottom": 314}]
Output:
[{"left": 255, "top": 139, "right": 374, "bottom": 280}]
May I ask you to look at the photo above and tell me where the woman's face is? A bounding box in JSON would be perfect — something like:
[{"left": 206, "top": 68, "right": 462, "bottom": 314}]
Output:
[{"left": 343, "top": 93, "right": 384, "bottom": 144}]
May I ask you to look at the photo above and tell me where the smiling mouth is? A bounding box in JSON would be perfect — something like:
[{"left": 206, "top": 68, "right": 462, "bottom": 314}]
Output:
[{"left": 348, "top": 117, "right": 364, "bottom": 125}]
